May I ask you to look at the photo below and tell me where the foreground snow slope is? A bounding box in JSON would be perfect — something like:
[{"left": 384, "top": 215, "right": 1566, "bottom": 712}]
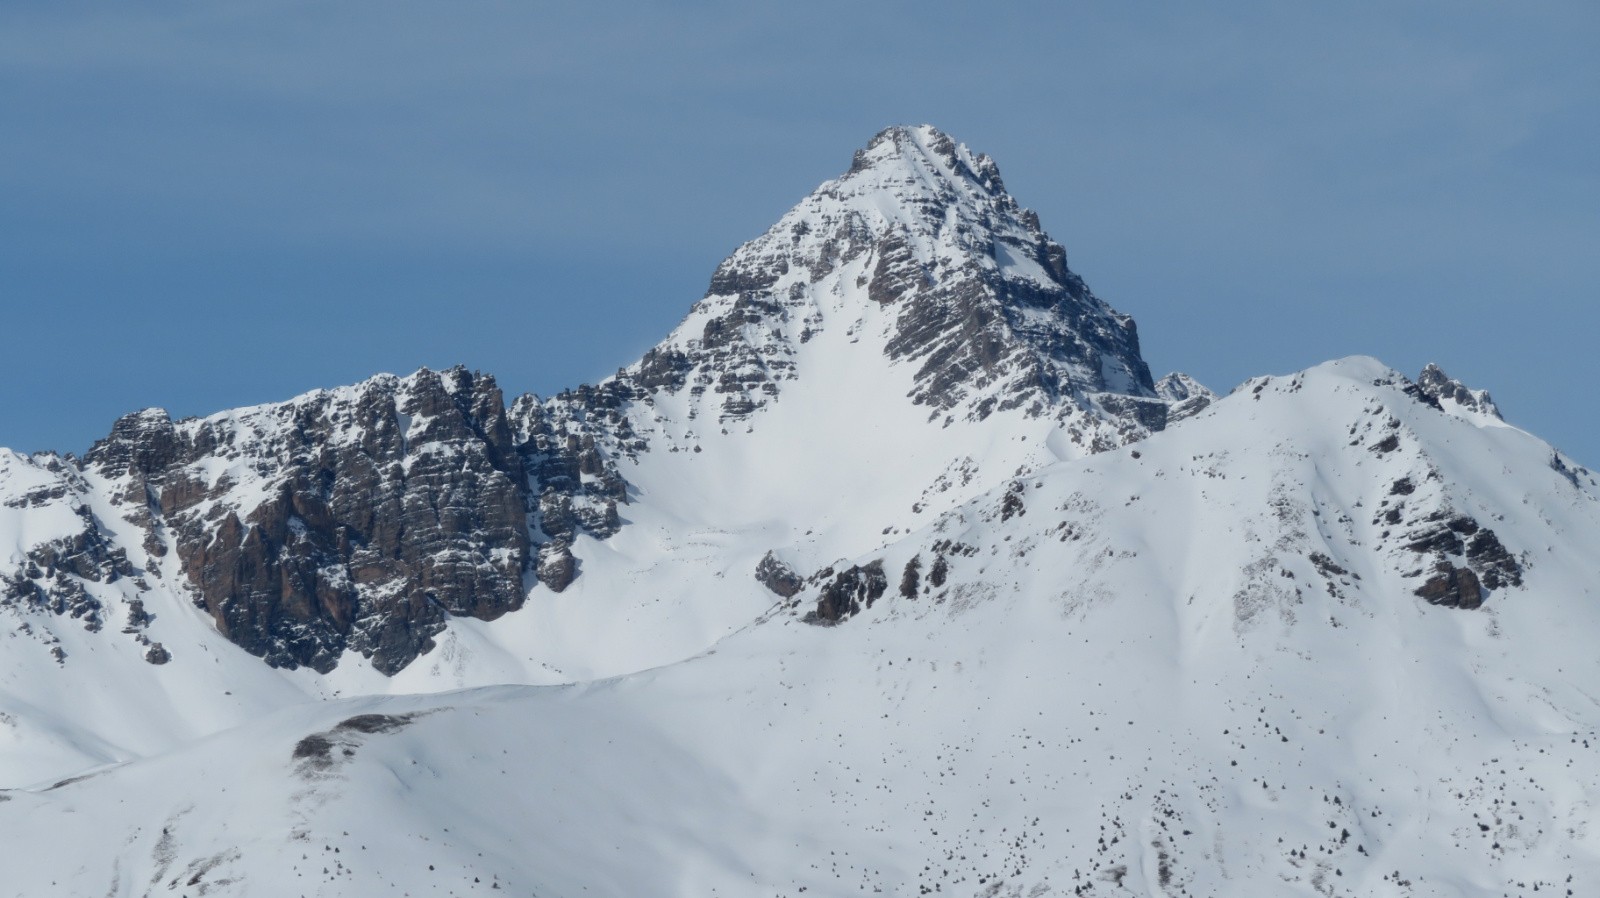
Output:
[{"left": 6, "top": 358, "right": 1598, "bottom": 897}]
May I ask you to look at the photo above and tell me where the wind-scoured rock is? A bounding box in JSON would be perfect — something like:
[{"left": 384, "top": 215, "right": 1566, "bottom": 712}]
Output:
[{"left": 83, "top": 368, "right": 532, "bottom": 674}]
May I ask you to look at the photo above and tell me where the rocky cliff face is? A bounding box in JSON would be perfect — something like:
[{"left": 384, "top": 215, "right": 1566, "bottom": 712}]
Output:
[
  {"left": 1417, "top": 362, "right": 1502, "bottom": 421},
  {"left": 6, "top": 367, "right": 645, "bottom": 677},
  {"left": 81, "top": 368, "right": 531, "bottom": 675}
]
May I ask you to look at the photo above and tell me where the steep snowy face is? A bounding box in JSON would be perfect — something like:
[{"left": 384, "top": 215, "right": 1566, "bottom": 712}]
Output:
[
  {"left": 0, "top": 450, "right": 149, "bottom": 661},
  {"left": 613, "top": 124, "right": 1166, "bottom": 436}
]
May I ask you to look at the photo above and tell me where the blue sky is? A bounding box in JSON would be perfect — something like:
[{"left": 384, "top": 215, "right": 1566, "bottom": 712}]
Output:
[{"left": 3, "top": 1, "right": 1597, "bottom": 463}]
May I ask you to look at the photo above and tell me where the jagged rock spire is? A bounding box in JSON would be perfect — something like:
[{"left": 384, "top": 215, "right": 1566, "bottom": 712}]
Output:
[{"left": 1417, "top": 363, "right": 1502, "bottom": 421}]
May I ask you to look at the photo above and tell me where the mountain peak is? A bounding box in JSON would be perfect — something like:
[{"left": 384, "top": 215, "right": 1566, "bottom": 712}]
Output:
[
  {"left": 820, "top": 124, "right": 1022, "bottom": 245},
  {"left": 608, "top": 125, "right": 1166, "bottom": 440},
  {"left": 846, "top": 124, "right": 1007, "bottom": 196}
]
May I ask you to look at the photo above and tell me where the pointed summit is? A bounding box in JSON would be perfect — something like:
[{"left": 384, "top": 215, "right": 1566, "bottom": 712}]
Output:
[
  {"left": 845, "top": 124, "right": 1009, "bottom": 197},
  {"left": 761, "top": 124, "right": 1057, "bottom": 292},
  {"left": 610, "top": 125, "right": 1168, "bottom": 440}
]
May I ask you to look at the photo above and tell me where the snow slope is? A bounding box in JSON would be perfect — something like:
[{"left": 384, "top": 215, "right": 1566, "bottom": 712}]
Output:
[{"left": 4, "top": 358, "right": 1600, "bottom": 897}]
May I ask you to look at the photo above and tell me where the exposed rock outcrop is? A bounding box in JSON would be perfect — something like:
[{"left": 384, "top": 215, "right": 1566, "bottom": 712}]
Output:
[
  {"left": 755, "top": 552, "right": 804, "bottom": 598},
  {"left": 898, "top": 556, "right": 922, "bottom": 599},
  {"left": 0, "top": 453, "right": 145, "bottom": 650},
  {"left": 536, "top": 542, "right": 577, "bottom": 594},
  {"left": 84, "top": 368, "right": 532, "bottom": 675},
  {"left": 1154, "top": 373, "right": 1216, "bottom": 423},
  {"left": 1417, "top": 364, "right": 1501, "bottom": 421},
  {"left": 1400, "top": 510, "right": 1524, "bottom": 611},
  {"left": 1415, "top": 563, "right": 1484, "bottom": 610},
  {"left": 809, "top": 561, "right": 888, "bottom": 624}
]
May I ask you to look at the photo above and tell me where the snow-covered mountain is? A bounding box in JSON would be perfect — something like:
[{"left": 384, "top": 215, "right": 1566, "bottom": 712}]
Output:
[
  {"left": 2, "top": 126, "right": 1598, "bottom": 897},
  {"left": 0, "top": 125, "right": 1199, "bottom": 778}
]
